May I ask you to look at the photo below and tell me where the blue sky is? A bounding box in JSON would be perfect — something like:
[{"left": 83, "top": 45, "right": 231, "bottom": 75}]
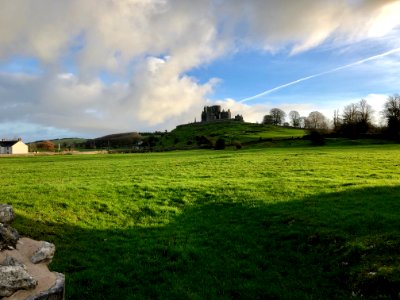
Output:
[{"left": 0, "top": 0, "right": 400, "bottom": 141}]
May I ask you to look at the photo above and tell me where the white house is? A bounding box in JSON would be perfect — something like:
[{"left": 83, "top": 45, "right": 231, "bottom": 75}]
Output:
[{"left": 0, "top": 139, "right": 29, "bottom": 154}]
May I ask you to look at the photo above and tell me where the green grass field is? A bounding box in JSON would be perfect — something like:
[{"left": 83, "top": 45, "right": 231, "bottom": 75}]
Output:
[{"left": 1, "top": 144, "right": 400, "bottom": 299}]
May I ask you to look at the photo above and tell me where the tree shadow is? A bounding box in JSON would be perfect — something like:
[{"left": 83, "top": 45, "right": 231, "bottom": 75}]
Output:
[{"left": 14, "top": 185, "right": 400, "bottom": 300}]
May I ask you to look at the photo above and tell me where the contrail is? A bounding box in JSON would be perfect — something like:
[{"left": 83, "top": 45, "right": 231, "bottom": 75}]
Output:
[{"left": 239, "top": 47, "right": 400, "bottom": 103}]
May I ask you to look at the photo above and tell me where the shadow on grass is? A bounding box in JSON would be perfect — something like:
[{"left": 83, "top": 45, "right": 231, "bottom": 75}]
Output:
[{"left": 14, "top": 186, "right": 400, "bottom": 300}]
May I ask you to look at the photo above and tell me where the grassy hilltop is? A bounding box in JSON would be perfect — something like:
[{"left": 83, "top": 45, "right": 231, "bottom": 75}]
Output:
[
  {"left": 2, "top": 144, "right": 400, "bottom": 299},
  {"left": 158, "top": 121, "right": 306, "bottom": 149}
]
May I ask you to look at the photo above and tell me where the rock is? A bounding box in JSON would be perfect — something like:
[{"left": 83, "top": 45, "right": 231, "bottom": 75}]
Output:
[
  {"left": 0, "top": 265, "right": 38, "bottom": 297},
  {"left": 0, "top": 223, "right": 19, "bottom": 250},
  {"left": 0, "top": 205, "right": 15, "bottom": 224},
  {"left": 31, "top": 242, "right": 55, "bottom": 264},
  {"left": 0, "top": 205, "right": 65, "bottom": 299},
  {"left": 1, "top": 255, "right": 26, "bottom": 269},
  {"left": 27, "top": 272, "right": 65, "bottom": 300}
]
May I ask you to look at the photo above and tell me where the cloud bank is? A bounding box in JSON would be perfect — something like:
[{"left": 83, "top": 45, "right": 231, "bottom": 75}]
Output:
[{"left": 0, "top": 0, "right": 399, "bottom": 137}]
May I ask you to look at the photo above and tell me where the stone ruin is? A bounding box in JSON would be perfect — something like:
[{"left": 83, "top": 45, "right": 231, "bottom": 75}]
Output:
[
  {"left": 201, "top": 105, "right": 244, "bottom": 123},
  {"left": 0, "top": 204, "right": 65, "bottom": 299}
]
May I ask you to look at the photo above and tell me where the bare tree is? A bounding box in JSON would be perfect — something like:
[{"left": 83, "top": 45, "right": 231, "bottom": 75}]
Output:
[
  {"left": 333, "top": 109, "right": 341, "bottom": 130},
  {"left": 289, "top": 110, "right": 301, "bottom": 127},
  {"left": 305, "top": 111, "right": 327, "bottom": 129},
  {"left": 358, "top": 99, "right": 373, "bottom": 124},
  {"left": 383, "top": 94, "right": 400, "bottom": 122},
  {"left": 299, "top": 116, "right": 307, "bottom": 128},
  {"left": 383, "top": 94, "right": 400, "bottom": 135},
  {"left": 341, "top": 99, "right": 374, "bottom": 136},
  {"left": 270, "top": 108, "right": 286, "bottom": 125},
  {"left": 342, "top": 103, "right": 359, "bottom": 125}
]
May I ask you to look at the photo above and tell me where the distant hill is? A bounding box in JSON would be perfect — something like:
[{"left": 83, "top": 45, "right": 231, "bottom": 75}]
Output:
[
  {"left": 53, "top": 138, "right": 87, "bottom": 145},
  {"left": 91, "top": 132, "right": 142, "bottom": 148},
  {"left": 30, "top": 138, "right": 87, "bottom": 146}
]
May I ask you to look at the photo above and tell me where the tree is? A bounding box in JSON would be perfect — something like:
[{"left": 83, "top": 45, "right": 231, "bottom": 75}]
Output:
[
  {"left": 341, "top": 99, "right": 374, "bottom": 137},
  {"left": 383, "top": 94, "right": 400, "bottom": 136},
  {"left": 299, "top": 116, "right": 307, "bottom": 128},
  {"left": 342, "top": 103, "right": 359, "bottom": 125},
  {"left": 305, "top": 111, "right": 327, "bottom": 129},
  {"left": 262, "top": 115, "right": 274, "bottom": 125},
  {"left": 270, "top": 108, "right": 286, "bottom": 125},
  {"left": 333, "top": 109, "right": 341, "bottom": 130},
  {"left": 289, "top": 110, "right": 301, "bottom": 127},
  {"left": 358, "top": 99, "right": 373, "bottom": 124},
  {"left": 36, "top": 141, "right": 55, "bottom": 152},
  {"left": 357, "top": 99, "right": 373, "bottom": 133}
]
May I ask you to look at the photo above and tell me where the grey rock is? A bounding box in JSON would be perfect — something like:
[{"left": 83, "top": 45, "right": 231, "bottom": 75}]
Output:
[
  {"left": 27, "top": 272, "right": 65, "bottom": 300},
  {"left": 0, "top": 223, "right": 19, "bottom": 250},
  {"left": 31, "top": 242, "right": 56, "bottom": 264},
  {"left": 0, "top": 204, "right": 15, "bottom": 224},
  {"left": 1, "top": 255, "right": 26, "bottom": 269},
  {"left": 0, "top": 265, "right": 38, "bottom": 297}
]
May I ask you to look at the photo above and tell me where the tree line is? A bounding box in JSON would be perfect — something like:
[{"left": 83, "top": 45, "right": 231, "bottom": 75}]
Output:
[{"left": 262, "top": 94, "right": 400, "bottom": 139}]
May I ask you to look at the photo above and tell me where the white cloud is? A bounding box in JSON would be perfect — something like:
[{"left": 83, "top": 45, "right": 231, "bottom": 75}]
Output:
[
  {"left": 0, "top": 0, "right": 399, "bottom": 138},
  {"left": 218, "top": 0, "right": 400, "bottom": 53}
]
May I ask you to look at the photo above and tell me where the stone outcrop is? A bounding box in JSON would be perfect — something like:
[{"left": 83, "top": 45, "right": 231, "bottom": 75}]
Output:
[{"left": 0, "top": 204, "right": 65, "bottom": 299}]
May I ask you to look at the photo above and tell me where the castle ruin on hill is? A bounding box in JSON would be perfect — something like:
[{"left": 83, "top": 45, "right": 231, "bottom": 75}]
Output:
[{"left": 201, "top": 105, "right": 244, "bottom": 122}]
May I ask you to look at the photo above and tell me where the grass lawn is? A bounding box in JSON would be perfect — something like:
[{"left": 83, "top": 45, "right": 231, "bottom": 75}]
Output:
[{"left": 1, "top": 144, "right": 400, "bottom": 299}]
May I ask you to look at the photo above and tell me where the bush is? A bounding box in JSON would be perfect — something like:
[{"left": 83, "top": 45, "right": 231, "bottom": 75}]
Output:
[
  {"left": 306, "top": 130, "right": 325, "bottom": 146},
  {"left": 215, "top": 138, "right": 226, "bottom": 150},
  {"left": 195, "top": 136, "right": 213, "bottom": 148},
  {"left": 36, "top": 141, "right": 55, "bottom": 151},
  {"left": 234, "top": 141, "right": 242, "bottom": 150}
]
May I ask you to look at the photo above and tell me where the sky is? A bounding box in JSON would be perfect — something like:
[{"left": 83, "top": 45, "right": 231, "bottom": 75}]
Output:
[{"left": 1, "top": 0, "right": 400, "bottom": 141}]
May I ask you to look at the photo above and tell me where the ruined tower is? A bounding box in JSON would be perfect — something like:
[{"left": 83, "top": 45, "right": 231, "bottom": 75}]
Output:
[{"left": 201, "top": 106, "right": 232, "bottom": 122}]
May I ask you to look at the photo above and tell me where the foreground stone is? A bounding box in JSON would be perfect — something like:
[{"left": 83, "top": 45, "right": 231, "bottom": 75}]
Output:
[
  {"left": 2, "top": 256, "right": 26, "bottom": 269},
  {"left": 31, "top": 242, "right": 55, "bottom": 264},
  {"left": 0, "top": 266, "right": 38, "bottom": 297},
  {"left": 0, "top": 205, "right": 15, "bottom": 224},
  {"left": 1, "top": 238, "right": 64, "bottom": 300},
  {"left": 0, "top": 223, "right": 20, "bottom": 250},
  {"left": 26, "top": 272, "right": 65, "bottom": 300},
  {"left": 0, "top": 203, "right": 64, "bottom": 299}
]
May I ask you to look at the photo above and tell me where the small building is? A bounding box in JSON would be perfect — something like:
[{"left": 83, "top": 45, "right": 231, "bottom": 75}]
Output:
[{"left": 0, "top": 139, "right": 29, "bottom": 155}]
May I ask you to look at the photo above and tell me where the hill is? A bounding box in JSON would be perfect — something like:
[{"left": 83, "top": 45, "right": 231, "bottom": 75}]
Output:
[
  {"left": 158, "top": 121, "right": 306, "bottom": 149},
  {"left": 50, "top": 138, "right": 87, "bottom": 146},
  {"left": 86, "top": 132, "right": 142, "bottom": 149},
  {"left": 30, "top": 138, "right": 87, "bottom": 146}
]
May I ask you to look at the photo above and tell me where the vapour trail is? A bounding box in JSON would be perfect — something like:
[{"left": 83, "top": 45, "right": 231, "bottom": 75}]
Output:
[{"left": 239, "top": 47, "right": 400, "bottom": 103}]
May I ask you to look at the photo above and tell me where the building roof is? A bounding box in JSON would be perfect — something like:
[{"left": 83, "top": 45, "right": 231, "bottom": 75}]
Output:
[{"left": 0, "top": 140, "right": 20, "bottom": 147}]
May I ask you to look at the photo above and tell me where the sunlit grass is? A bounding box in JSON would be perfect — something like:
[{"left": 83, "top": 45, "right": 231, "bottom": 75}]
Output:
[{"left": 1, "top": 144, "right": 400, "bottom": 299}]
